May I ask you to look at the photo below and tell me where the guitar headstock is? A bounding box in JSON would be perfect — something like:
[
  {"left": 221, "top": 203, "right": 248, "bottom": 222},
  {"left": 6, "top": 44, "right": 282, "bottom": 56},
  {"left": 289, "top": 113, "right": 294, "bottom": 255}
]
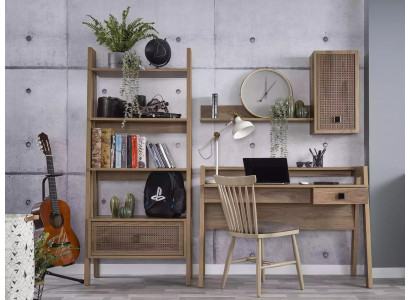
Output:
[{"left": 38, "top": 132, "right": 52, "bottom": 156}]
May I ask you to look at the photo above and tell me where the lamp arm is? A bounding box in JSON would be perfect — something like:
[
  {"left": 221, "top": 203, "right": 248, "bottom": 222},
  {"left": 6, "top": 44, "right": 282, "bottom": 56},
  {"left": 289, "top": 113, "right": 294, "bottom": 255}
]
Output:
[{"left": 197, "top": 119, "right": 234, "bottom": 157}]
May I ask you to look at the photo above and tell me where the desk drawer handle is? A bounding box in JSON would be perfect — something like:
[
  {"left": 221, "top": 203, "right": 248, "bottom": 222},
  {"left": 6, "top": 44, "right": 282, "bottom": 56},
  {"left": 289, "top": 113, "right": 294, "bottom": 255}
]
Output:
[{"left": 338, "top": 193, "right": 345, "bottom": 200}]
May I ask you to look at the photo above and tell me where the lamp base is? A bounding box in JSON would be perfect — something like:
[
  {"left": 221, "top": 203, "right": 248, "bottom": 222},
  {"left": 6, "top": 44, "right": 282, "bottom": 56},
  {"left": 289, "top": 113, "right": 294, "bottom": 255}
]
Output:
[{"left": 205, "top": 178, "right": 216, "bottom": 184}]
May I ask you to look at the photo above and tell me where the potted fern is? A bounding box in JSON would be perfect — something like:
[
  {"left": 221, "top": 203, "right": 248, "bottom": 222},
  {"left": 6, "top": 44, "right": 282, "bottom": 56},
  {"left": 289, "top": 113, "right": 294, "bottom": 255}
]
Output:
[
  {"left": 83, "top": 7, "right": 158, "bottom": 68},
  {"left": 34, "top": 232, "right": 77, "bottom": 300}
]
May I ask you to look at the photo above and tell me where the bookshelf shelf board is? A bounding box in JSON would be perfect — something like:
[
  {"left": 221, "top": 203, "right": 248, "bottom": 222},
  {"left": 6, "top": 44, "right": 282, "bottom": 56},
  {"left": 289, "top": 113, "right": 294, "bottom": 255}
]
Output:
[
  {"left": 90, "top": 118, "right": 187, "bottom": 123},
  {"left": 90, "top": 68, "right": 187, "bottom": 78},
  {"left": 90, "top": 118, "right": 187, "bottom": 134},
  {"left": 90, "top": 215, "right": 186, "bottom": 222},
  {"left": 89, "top": 168, "right": 186, "bottom": 172}
]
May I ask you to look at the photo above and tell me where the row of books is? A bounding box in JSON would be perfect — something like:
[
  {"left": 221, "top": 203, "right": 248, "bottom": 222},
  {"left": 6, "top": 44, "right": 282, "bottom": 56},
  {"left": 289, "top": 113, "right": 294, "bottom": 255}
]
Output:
[
  {"left": 147, "top": 143, "right": 176, "bottom": 168},
  {"left": 91, "top": 128, "right": 176, "bottom": 169}
]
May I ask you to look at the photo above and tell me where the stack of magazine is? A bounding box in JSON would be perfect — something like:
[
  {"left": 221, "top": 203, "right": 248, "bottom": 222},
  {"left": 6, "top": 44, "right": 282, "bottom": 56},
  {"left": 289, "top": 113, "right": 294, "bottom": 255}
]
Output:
[{"left": 148, "top": 143, "right": 176, "bottom": 168}]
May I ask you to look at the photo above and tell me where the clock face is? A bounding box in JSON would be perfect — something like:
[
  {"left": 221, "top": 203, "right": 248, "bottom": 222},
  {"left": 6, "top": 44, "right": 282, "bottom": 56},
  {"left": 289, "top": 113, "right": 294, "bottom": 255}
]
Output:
[{"left": 240, "top": 69, "right": 293, "bottom": 118}]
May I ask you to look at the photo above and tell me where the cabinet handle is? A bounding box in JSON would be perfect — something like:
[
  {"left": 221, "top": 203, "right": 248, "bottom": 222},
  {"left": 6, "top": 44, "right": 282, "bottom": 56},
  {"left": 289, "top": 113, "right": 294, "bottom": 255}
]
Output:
[{"left": 338, "top": 193, "right": 345, "bottom": 200}]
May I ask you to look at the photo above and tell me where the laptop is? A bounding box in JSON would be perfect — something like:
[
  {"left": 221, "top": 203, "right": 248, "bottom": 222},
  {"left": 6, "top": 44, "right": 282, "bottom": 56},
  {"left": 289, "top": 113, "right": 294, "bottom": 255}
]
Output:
[{"left": 243, "top": 158, "right": 290, "bottom": 184}]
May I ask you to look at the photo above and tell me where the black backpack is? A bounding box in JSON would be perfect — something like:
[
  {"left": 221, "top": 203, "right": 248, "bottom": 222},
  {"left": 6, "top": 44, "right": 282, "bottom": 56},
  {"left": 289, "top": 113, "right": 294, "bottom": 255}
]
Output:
[{"left": 144, "top": 171, "right": 186, "bottom": 218}]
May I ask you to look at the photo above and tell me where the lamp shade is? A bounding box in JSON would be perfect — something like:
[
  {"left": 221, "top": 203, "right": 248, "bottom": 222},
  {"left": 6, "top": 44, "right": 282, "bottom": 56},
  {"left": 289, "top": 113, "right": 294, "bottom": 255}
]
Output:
[{"left": 232, "top": 116, "right": 255, "bottom": 139}]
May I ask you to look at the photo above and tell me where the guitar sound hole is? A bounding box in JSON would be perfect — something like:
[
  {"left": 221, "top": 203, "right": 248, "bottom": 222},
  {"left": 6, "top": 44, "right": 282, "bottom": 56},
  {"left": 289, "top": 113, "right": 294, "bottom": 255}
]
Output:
[{"left": 49, "top": 213, "right": 64, "bottom": 229}]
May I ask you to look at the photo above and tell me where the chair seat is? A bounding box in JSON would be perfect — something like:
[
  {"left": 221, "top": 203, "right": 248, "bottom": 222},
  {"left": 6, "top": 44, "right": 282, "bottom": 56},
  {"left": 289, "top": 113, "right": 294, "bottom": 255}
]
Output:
[{"left": 258, "top": 222, "right": 298, "bottom": 234}]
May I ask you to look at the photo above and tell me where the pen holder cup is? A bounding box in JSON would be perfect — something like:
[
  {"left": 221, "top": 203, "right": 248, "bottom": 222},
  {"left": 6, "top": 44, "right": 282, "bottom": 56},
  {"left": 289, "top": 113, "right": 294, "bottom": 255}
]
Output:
[{"left": 312, "top": 155, "right": 324, "bottom": 167}]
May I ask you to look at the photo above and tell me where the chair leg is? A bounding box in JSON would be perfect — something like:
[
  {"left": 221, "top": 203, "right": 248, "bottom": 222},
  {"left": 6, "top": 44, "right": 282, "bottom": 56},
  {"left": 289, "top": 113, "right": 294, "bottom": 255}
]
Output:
[
  {"left": 256, "top": 238, "right": 262, "bottom": 297},
  {"left": 221, "top": 236, "right": 236, "bottom": 289},
  {"left": 291, "top": 235, "right": 304, "bottom": 290},
  {"left": 261, "top": 239, "right": 265, "bottom": 283}
]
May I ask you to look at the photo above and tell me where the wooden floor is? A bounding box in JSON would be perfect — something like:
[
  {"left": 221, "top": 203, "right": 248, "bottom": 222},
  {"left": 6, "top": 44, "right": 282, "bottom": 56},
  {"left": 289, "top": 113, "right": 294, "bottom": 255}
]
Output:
[{"left": 42, "top": 275, "right": 404, "bottom": 300}]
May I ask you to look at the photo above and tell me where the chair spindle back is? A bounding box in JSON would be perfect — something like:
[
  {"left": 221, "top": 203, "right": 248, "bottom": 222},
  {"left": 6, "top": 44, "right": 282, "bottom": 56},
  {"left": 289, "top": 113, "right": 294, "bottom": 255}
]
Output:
[{"left": 214, "top": 175, "right": 258, "bottom": 235}]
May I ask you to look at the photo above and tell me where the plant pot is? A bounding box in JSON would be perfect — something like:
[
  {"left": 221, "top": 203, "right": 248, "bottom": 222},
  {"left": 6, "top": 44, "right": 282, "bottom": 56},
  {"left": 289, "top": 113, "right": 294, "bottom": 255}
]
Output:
[
  {"left": 34, "top": 279, "right": 44, "bottom": 300},
  {"left": 108, "top": 52, "right": 125, "bottom": 68}
]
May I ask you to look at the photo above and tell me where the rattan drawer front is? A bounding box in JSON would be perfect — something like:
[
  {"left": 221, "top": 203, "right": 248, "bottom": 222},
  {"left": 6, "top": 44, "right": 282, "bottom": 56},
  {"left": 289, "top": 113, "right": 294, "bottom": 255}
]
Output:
[
  {"left": 91, "top": 221, "right": 184, "bottom": 256},
  {"left": 313, "top": 188, "right": 368, "bottom": 205}
]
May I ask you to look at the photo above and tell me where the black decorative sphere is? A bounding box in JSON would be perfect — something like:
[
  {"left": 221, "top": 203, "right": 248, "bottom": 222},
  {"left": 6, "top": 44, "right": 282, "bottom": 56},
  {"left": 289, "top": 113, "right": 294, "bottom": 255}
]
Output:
[{"left": 145, "top": 38, "right": 171, "bottom": 68}]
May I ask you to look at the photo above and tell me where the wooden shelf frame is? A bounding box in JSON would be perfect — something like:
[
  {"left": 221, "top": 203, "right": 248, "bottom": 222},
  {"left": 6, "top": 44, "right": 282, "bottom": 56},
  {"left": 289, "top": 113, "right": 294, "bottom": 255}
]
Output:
[{"left": 84, "top": 48, "right": 193, "bottom": 286}]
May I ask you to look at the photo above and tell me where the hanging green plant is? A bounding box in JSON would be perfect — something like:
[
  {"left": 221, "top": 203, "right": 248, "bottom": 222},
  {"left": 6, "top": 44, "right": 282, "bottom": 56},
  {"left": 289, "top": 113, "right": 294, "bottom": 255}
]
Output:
[
  {"left": 269, "top": 100, "right": 289, "bottom": 158},
  {"left": 120, "top": 51, "right": 145, "bottom": 127}
]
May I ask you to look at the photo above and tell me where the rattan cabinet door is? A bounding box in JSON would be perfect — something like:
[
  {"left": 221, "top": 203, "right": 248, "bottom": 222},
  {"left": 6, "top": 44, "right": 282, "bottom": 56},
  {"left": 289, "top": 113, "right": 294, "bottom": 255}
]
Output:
[
  {"left": 310, "top": 50, "right": 359, "bottom": 134},
  {"left": 90, "top": 221, "right": 184, "bottom": 257}
]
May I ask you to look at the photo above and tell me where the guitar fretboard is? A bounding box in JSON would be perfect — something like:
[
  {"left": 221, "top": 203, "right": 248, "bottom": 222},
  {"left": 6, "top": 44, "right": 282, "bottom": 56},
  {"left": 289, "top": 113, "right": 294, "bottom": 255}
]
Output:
[{"left": 46, "top": 155, "right": 60, "bottom": 215}]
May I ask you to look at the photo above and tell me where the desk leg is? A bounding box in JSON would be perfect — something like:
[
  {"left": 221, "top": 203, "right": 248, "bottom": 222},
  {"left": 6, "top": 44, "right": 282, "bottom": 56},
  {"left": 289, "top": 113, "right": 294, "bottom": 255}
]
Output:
[
  {"left": 198, "top": 200, "right": 205, "bottom": 287},
  {"left": 363, "top": 204, "right": 373, "bottom": 288},
  {"left": 351, "top": 205, "right": 359, "bottom": 276}
]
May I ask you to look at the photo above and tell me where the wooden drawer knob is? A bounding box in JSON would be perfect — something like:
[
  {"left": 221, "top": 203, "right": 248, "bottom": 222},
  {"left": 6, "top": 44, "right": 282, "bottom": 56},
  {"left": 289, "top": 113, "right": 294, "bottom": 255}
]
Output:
[{"left": 338, "top": 193, "right": 345, "bottom": 200}]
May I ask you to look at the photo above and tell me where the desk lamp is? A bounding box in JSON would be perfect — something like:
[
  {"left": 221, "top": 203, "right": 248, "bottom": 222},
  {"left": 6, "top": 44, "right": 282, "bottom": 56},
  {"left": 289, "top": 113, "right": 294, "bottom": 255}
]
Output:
[{"left": 198, "top": 113, "right": 255, "bottom": 184}]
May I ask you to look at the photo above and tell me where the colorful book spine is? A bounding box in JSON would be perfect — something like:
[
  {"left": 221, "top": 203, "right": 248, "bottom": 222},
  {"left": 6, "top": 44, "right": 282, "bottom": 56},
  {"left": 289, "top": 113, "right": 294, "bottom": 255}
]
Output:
[
  {"left": 162, "top": 143, "right": 176, "bottom": 168},
  {"left": 110, "top": 135, "right": 116, "bottom": 168},
  {"left": 158, "top": 143, "right": 171, "bottom": 168},
  {"left": 138, "top": 136, "right": 147, "bottom": 168},
  {"left": 132, "top": 135, "right": 138, "bottom": 168},
  {"left": 115, "top": 134, "right": 121, "bottom": 168},
  {"left": 121, "top": 134, "right": 127, "bottom": 168},
  {"left": 127, "top": 135, "right": 132, "bottom": 168},
  {"left": 101, "top": 128, "right": 113, "bottom": 168},
  {"left": 91, "top": 128, "right": 102, "bottom": 168}
]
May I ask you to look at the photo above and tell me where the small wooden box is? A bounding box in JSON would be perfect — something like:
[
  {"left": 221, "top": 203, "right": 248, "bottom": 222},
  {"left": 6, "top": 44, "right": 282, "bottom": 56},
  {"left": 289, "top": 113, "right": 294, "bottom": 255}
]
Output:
[{"left": 310, "top": 50, "right": 359, "bottom": 134}]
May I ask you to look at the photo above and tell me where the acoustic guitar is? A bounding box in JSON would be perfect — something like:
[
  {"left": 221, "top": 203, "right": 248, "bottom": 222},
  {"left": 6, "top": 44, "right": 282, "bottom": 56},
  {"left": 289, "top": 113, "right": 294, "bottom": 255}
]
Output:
[{"left": 31, "top": 132, "right": 80, "bottom": 266}]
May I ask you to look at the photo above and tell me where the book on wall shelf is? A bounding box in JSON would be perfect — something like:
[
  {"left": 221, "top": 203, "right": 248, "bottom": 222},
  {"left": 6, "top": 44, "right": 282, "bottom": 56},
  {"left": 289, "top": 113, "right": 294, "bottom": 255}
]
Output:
[{"left": 91, "top": 128, "right": 176, "bottom": 169}]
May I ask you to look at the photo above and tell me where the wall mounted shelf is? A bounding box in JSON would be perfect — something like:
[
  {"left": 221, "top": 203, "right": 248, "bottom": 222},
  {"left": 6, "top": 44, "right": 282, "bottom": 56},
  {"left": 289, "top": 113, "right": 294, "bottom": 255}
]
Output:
[{"left": 200, "top": 105, "right": 313, "bottom": 122}]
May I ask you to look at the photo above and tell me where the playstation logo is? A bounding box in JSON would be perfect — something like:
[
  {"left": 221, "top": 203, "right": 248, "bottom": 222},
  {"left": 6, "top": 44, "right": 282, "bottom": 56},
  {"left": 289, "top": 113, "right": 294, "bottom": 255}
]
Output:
[{"left": 151, "top": 187, "right": 166, "bottom": 202}]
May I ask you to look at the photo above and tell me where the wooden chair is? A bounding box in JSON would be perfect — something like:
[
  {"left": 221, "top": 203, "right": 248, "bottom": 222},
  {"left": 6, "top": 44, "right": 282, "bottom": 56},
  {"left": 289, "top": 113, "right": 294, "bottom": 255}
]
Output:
[{"left": 214, "top": 175, "right": 304, "bottom": 297}]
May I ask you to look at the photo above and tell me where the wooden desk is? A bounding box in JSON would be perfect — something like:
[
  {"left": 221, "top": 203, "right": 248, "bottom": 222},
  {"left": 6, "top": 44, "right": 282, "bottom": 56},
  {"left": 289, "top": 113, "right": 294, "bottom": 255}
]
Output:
[{"left": 198, "top": 166, "right": 372, "bottom": 288}]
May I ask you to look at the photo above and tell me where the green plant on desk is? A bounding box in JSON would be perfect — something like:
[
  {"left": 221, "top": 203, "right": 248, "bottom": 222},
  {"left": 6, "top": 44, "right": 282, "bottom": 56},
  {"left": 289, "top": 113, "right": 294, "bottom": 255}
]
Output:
[{"left": 270, "top": 100, "right": 289, "bottom": 158}]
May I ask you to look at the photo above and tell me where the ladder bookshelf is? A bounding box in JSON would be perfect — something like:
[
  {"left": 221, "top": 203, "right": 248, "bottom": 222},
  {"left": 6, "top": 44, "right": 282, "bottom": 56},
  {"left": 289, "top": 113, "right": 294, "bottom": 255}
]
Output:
[{"left": 84, "top": 47, "right": 192, "bottom": 285}]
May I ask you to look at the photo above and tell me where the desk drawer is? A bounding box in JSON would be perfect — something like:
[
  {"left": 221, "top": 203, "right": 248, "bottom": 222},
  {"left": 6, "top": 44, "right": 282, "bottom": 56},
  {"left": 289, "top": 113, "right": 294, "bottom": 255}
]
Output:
[{"left": 313, "top": 188, "right": 368, "bottom": 205}]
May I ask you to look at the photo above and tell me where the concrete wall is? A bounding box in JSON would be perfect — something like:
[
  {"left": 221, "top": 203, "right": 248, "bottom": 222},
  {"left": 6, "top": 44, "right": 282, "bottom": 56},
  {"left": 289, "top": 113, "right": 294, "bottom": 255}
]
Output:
[
  {"left": 365, "top": 0, "right": 405, "bottom": 268},
  {"left": 6, "top": 0, "right": 365, "bottom": 266}
]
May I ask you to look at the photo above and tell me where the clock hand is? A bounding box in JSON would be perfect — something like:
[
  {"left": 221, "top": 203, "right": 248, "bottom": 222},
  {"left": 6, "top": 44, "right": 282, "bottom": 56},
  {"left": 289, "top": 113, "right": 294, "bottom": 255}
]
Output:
[
  {"left": 257, "top": 80, "right": 277, "bottom": 102},
  {"left": 264, "top": 76, "right": 267, "bottom": 100}
]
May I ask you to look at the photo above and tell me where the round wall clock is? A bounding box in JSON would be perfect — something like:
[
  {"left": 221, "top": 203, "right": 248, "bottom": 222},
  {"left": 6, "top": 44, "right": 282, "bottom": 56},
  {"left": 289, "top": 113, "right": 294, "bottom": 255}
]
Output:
[{"left": 240, "top": 68, "right": 293, "bottom": 118}]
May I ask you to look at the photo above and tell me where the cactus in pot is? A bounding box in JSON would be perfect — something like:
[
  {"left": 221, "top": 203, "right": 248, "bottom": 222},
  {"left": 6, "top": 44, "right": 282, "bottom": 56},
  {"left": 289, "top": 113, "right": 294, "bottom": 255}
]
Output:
[
  {"left": 110, "top": 196, "right": 120, "bottom": 218},
  {"left": 124, "top": 193, "right": 135, "bottom": 216},
  {"left": 119, "top": 206, "right": 132, "bottom": 218}
]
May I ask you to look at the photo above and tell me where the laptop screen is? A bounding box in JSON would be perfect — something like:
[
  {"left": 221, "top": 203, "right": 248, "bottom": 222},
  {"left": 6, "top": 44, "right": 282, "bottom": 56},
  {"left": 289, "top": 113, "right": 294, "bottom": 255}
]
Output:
[{"left": 243, "top": 158, "right": 290, "bottom": 184}]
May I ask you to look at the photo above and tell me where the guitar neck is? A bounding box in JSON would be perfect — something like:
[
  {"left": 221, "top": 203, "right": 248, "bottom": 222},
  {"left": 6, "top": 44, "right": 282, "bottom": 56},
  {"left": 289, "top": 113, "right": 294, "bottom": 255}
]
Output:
[{"left": 46, "top": 155, "right": 60, "bottom": 214}]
